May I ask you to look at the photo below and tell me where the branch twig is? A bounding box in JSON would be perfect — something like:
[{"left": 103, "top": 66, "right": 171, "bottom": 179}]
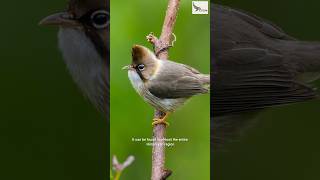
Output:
[
  {"left": 112, "top": 155, "right": 135, "bottom": 180},
  {"left": 147, "top": 0, "right": 181, "bottom": 179}
]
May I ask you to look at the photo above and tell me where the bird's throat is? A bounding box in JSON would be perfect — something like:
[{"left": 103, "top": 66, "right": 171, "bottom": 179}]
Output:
[{"left": 58, "top": 28, "right": 108, "bottom": 110}]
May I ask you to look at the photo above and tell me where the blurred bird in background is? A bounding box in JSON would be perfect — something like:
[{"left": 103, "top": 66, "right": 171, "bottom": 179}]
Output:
[
  {"left": 211, "top": 4, "right": 320, "bottom": 147},
  {"left": 40, "top": 0, "right": 109, "bottom": 116}
]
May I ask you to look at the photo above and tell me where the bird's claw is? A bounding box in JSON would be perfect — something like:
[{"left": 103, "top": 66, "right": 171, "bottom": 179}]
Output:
[{"left": 152, "top": 118, "right": 170, "bottom": 127}]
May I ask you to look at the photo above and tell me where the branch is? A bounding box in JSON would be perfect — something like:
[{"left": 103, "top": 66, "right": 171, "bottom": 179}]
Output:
[
  {"left": 146, "top": 0, "right": 181, "bottom": 179},
  {"left": 111, "top": 155, "right": 135, "bottom": 180}
]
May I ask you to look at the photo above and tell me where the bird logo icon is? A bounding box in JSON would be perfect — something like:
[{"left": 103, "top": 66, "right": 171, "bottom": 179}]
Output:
[
  {"left": 193, "top": 2, "right": 202, "bottom": 11},
  {"left": 192, "top": 1, "right": 208, "bottom": 14}
]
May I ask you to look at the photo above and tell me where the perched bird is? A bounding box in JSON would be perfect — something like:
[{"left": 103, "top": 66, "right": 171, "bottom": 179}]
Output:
[
  {"left": 123, "top": 45, "right": 210, "bottom": 126},
  {"left": 39, "top": 0, "right": 109, "bottom": 115},
  {"left": 212, "top": 4, "right": 320, "bottom": 146}
]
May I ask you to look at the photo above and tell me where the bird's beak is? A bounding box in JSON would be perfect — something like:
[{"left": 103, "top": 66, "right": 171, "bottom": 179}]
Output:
[
  {"left": 122, "top": 65, "right": 133, "bottom": 70},
  {"left": 39, "top": 12, "right": 80, "bottom": 27}
]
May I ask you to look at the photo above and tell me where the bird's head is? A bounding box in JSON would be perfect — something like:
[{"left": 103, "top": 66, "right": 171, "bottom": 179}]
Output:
[
  {"left": 39, "top": 0, "right": 109, "bottom": 59},
  {"left": 123, "top": 45, "right": 159, "bottom": 81}
]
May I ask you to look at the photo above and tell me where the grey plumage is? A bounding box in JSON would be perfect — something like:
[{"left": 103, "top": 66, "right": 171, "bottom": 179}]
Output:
[
  {"left": 148, "top": 60, "right": 210, "bottom": 99},
  {"left": 212, "top": 4, "right": 320, "bottom": 146}
]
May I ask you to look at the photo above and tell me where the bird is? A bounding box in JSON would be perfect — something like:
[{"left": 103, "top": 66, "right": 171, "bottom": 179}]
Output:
[
  {"left": 193, "top": 2, "right": 202, "bottom": 12},
  {"left": 211, "top": 4, "right": 320, "bottom": 147},
  {"left": 123, "top": 45, "right": 210, "bottom": 126},
  {"left": 39, "top": 0, "right": 109, "bottom": 116}
]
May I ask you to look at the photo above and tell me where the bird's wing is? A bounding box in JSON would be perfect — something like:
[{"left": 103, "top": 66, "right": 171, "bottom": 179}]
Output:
[
  {"left": 213, "top": 4, "right": 295, "bottom": 42},
  {"left": 212, "top": 48, "right": 317, "bottom": 116},
  {"left": 147, "top": 61, "right": 209, "bottom": 99},
  {"left": 227, "top": 6, "right": 294, "bottom": 40}
]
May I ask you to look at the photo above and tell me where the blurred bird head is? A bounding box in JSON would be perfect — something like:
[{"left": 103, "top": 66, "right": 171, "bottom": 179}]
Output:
[
  {"left": 40, "top": 0, "right": 109, "bottom": 59},
  {"left": 40, "top": 0, "right": 109, "bottom": 115}
]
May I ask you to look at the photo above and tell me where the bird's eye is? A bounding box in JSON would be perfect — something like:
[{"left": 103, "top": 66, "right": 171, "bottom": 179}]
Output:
[
  {"left": 91, "top": 10, "right": 109, "bottom": 29},
  {"left": 137, "top": 64, "right": 145, "bottom": 71}
]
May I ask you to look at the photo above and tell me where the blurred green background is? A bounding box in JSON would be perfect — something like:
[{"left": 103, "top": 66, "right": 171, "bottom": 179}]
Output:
[
  {"left": 213, "top": 1, "right": 320, "bottom": 180},
  {"left": 0, "top": 1, "right": 107, "bottom": 180},
  {"left": 110, "top": 0, "right": 210, "bottom": 179}
]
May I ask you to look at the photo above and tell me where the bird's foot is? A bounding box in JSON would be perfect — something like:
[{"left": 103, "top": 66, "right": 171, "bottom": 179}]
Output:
[
  {"left": 152, "top": 113, "right": 170, "bottom": 127},
  {"left": 152, "top": 118, "right": 170, "bottom": 127}
]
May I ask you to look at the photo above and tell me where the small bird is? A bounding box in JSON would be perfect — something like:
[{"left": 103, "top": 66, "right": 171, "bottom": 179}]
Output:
[
  {"left": 212, "top": 4, "right": 320, "bottom": 146},
  {"left": 39, "top": 0, "right": 109, "bottom": 115},
  {"left": 123, "top": 45, "right": 210, "bottom": 126}
]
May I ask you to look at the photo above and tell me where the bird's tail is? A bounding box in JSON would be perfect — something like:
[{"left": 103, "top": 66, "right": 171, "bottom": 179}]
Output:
[
  {"left": 200, "top": 74, "right": 210, "bottom": 92},
  {"left": 284, "top": 41, "right": 320, "bottom": 83}
]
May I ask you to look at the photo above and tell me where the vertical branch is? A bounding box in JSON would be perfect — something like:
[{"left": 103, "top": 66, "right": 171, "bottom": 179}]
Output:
[{"left": 147, "top": 0, "right": 181, "bottom": 179}]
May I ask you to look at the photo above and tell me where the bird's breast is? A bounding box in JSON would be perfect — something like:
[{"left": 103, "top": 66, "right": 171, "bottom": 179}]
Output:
[{"left": 128, "top": 70, "right": 146, "bottom": 96}]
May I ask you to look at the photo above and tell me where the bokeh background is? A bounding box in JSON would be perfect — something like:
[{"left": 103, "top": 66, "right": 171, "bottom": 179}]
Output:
[
  {"left": 0, "top": 1, "right": 108, "bottom": 180},
  {"left": 110, "top": 0, "right": 210, "bottom": 179},
  {"left": 213, "top": 1, "right": 320, "bottom": 180}
]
